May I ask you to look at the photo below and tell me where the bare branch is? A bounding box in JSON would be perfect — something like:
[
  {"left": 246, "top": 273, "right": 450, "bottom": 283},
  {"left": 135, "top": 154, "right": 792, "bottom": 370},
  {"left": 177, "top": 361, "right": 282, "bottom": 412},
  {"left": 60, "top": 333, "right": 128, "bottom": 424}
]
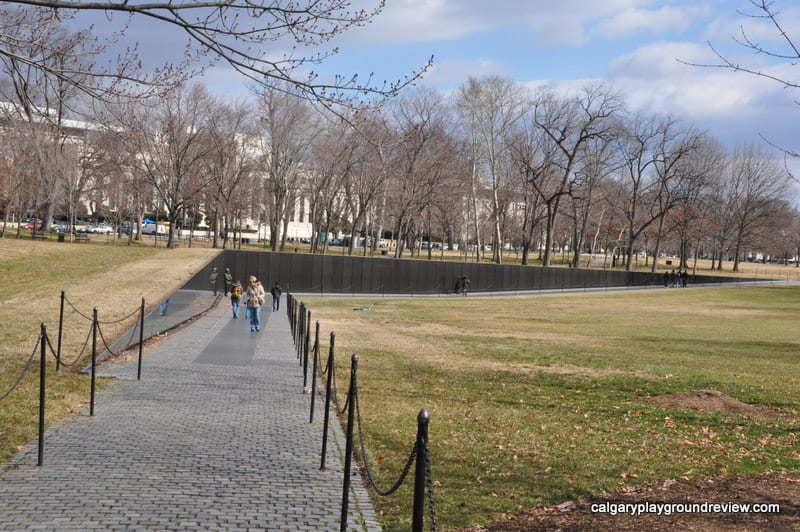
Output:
[{"left": 0, "top": 1, "right": 432, "bottom": 106}]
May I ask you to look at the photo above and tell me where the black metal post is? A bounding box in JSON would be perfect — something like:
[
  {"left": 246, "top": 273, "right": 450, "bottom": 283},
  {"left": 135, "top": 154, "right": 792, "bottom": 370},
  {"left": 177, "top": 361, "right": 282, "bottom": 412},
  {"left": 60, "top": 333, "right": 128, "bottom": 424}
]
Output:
[
  {"left": 90, "top": 307, "right": 97, "bottom": 416},
  {"left": 289, "top": 298, "right": 294, "bottom": 339},
  {"left": 37, "top": 323, "right": 47, "bottom": 466},
  {"left": 309, "top": 321, "right": 320, "bottom": 422},
  {"left": 291, "top": 299, "right": 295, "bottom": 335},
  {"left": 56, "top": 290, "right": 65, "bottom": 372},
  {"left": 295, "top": 303, "right": 300, "bottom": 358},
  {"left": 302, "top": 310, "right": 311, "bottom": 391},
  {"left": 297, "top": 303, "right": 305, "bottom": 360},
  {"left": 297, "top": 303, "right": 306, "bottom": 358},
  {"left": 340, "top": 354, "right": 357, "bottom": 532},
  {"left": 320, "top": 331, "right": 335, "bottom": 470},
  {"left": 137, "top": 297, "right": 145, "bottom": 381},
  {"left": 412, "top": 409, "right": 430, "bottom": 532}
]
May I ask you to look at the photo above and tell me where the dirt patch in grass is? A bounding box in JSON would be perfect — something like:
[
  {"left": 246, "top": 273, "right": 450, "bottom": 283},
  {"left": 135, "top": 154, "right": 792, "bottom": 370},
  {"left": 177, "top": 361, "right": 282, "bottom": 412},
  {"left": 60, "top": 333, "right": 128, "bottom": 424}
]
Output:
[
  {"left": 650, "top": 389, "right": 778, "bottom": 418},
  {"left": 468, "top": 471, "right": 800, "bottom": 531},
  {"left": 459, "top": 391, "right": 796, "bottom": 531}
]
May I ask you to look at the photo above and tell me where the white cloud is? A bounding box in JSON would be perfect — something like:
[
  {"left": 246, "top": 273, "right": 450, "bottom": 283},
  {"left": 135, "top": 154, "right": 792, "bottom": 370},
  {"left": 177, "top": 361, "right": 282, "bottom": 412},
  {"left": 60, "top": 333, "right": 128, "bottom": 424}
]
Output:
[
  {"left": 420, "top": 58, "right": 515, "bottom": 87},
  {"left": 347, "top": 0, "right": 648, "bottom": 45},
  {"left": 608, "top": 41, "right": 714, "bottom": 79},
  {"left": 597, "top": 5, "right": 704, "bottom": 38}
]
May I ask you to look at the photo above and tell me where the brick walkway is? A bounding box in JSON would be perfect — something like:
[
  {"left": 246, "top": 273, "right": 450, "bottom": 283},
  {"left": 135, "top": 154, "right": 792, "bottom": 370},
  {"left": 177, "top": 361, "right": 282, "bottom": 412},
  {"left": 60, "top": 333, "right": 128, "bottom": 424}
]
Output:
[{"left": 0, "top": 291, "right": 380, "bottom": 531}]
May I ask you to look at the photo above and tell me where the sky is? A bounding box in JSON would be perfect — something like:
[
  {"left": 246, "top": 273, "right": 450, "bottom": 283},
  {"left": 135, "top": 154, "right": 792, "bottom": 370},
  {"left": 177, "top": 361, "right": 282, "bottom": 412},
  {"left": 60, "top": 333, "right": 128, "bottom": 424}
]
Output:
[{"left": 97, "top": 1, "right": 800, "bottom": 174}]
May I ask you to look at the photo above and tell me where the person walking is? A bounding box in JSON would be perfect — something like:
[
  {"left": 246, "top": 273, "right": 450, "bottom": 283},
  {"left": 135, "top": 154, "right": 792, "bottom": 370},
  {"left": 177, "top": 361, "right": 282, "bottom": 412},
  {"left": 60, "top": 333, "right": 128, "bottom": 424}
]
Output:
[
  {"left": 270, "top": 281, "right": 282, "bottom": 311},
  {"left": 223, "top": 268, "right": 233, "bottom": 296},
  {"left": 230, "top": 280, "right": 243, "bottom": 319},
  {"left": 246, "top": 275, "right": 266, "bottom": 332},
  {"left": 210, "top": 267, "right": 219, "bottom": 295},
  {"left": 460, "top": 275, "right": 471, "bottom": 296}
]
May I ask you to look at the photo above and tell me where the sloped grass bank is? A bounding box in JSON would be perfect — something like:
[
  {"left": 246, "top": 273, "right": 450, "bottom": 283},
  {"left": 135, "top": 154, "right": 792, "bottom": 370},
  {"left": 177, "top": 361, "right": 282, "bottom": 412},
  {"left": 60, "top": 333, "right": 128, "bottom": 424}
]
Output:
[{"left": 0, "top": 239, "right": 216, "bottom": 463}]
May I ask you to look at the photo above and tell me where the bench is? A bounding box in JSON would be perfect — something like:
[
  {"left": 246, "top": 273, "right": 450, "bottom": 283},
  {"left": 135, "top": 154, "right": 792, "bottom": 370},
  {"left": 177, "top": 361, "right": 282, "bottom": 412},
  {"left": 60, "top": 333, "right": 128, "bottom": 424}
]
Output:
[
  {"left": 74, "top": 233, "right": 90, "bottom": 243},
  {"left": 31, "top": 231, "right": 46, "bottom": 240}
]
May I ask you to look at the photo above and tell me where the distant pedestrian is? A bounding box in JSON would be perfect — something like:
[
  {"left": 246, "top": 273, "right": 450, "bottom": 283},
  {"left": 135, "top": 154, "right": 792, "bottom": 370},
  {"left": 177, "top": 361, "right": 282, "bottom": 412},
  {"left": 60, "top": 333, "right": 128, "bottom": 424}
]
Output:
[
  {"left": 246, "top": 275, "right": 266, "bottom": 332},
  {"left": 681, "top": 270, "right": 689, "bottom": 288},
  {"left": 223, "top": 268, "right": 233, "bottom": 296},
  {"left": 461, "top": 275, "right": 471, "bottom": 296},
  {"left": 270, "top": 282, "right": 282, "bottom": 311},
  {"left": 454, "top": 274, "right": 471, "bottom": 296},
  {"left": 230, "top": 280, "right": 243, "bottom": 319},
  {"left": 210, "top": 267, "right": 219, "bottom": 295},
  {"left": 663, "top": 271, "right": 669, "bottom": 287}
]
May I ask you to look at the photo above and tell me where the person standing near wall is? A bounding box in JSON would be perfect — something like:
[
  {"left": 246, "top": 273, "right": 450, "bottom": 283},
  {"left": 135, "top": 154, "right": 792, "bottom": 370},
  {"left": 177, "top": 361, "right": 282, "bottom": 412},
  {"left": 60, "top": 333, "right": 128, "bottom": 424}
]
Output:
[
  {"left": 246, "top": 275, "right": 266, "bottom": 332},
  {"left": 210, "top": 267, "right": 219, "bottom": 295},
  {"left": 223, "top": 268, "right": 233, "bottom": 296}
]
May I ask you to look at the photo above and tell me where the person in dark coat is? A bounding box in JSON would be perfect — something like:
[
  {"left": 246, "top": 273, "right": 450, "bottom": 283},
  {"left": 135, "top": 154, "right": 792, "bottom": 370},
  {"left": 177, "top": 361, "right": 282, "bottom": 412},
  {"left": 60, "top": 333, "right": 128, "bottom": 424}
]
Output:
[
  {"left": 270, "top": 282, "right": 283, "bottom": 311},
  {"left": 210, "top": 267, "right": 219, "bottom": 295},
  {"left": 454, "top": 275, "right": 471, "bottom": 296}
]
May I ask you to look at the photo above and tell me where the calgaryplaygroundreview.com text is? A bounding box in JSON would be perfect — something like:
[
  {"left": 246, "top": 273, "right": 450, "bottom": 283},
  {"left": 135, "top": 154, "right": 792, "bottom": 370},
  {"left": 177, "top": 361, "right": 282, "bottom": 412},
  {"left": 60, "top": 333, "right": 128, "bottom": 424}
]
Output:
[{"left": 591, "top": 501, "right": 781, "bottom": 516}]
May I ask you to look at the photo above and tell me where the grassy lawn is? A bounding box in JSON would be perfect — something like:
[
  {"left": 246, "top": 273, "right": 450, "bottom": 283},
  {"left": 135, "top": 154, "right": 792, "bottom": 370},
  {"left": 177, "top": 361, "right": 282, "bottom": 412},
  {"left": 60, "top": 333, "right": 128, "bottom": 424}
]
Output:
[
  {"left": 1, "top": 236, "right": 798, "bottom": 531},
  {"left": 0, "top": 238, "right": 217, "bottom": 463},
  {"left": 303, "top": 287, "right": 800, "bottom": 530}
]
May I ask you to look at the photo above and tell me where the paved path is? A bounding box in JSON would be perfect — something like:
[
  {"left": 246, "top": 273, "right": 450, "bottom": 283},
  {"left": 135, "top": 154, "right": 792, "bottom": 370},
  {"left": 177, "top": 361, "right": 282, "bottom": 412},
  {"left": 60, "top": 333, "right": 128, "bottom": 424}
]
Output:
[{"left": 0, "top": 291, "right": 380, "bottom": 531}]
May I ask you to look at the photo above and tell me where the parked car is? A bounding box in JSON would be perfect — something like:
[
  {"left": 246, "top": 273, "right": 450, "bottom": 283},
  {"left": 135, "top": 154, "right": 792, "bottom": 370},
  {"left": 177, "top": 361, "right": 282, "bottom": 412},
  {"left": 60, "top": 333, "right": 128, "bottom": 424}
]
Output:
[
  {"left": 50, "top": 222, "right": 72, "bottom": 233},
  {"left": 86, "top": 223, "right": 114, "bottom": 234},
  {"left": 141, "top": 222, "right": 167, "bottom": 235},
  {"left": 22, "top": 219, "right": 43, "bottom": 230}
]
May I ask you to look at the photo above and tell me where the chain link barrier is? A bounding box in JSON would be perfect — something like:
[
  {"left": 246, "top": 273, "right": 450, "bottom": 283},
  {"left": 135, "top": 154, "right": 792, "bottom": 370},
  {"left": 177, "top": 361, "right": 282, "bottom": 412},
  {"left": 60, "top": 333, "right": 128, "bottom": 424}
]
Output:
[
  {"left": 314, "top": 344, "right": 348, "bottom": 415},
  {"left": 45, "top": 324, "right": 92, "bottom": 368},
  {"left": 291, "top": 294, "right": 437, "bottom": 530},
  {"left": 63, "top": 294, "right": 141, "bottom": 325},
  {"left": 96, "top": 322, "right": 120, "bottom": 359},
  {"left": 96, "top": 305, "right": 141, "bottom": 325},
  {"left": 63, "top": 295, "right": 95, "bottom": 322},
  {"left": 355, "top": 387, "right": 418, "bottom": 496},
  {"left": 425, "top": 446, "right": 438, "bottom": 531},
  {"left": 0, "top": 335, "right": 41, "bottom": 402}
]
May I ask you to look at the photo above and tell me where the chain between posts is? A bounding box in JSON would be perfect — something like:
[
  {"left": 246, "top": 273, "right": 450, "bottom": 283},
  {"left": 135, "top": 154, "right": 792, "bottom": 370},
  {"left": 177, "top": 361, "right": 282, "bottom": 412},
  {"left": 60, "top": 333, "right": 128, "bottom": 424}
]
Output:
[
  {"left": 0, "top": 333, "right": 40, "bottom": 402},
  {"left": 290, "top": 297, "right": 437, "bottom": 530},
  {"left": 354, "top": 381, "right": 418, "bottom": 497}
]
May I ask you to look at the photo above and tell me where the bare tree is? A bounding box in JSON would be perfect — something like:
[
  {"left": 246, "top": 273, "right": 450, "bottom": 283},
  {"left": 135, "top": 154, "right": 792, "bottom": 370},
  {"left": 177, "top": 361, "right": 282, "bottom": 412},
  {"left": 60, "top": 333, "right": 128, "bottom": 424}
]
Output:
[
  {"left": 340, "top": 112, "right": 392, "bottom": 256},
  {"left": 507, "top": 119, "right": 552, "bottom": 265},
  {"left": 530, "top": 83, "right": 623, "bottom": 267},
  {"left": 108, "top": 83, "right": 217, "bottom": 248},
  {"left": 0, "top": 126, "right": 37, "bottom": 234},
  {"left": 720, "top": 145, "right": 790, "bottom": 271},
  {"left": 204, "top": 99, "right": 257, "bottom": 249},
  {"left": 454, "top": 76, "right": 525, "bottom": 264},
  {"left": 255, "top": 81, "right": 317, "bottom": 251},
  {"left": 611, "top": 114, "right": 706, "bottom": 271},
  {"left": 566, "top": 134, "right": 618, "bottom": 268},
  {"left": 0, "top": 10, "right": 94, "bottom": 229},
  {"left": 667, "top": 139, "right": 725, "bottom": 272},
  {"left": 307, "top": 115, "right": 358, "bottom": 254},
  {"left": 385, "top": 87, "right": 457, "bottom": 259}
]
